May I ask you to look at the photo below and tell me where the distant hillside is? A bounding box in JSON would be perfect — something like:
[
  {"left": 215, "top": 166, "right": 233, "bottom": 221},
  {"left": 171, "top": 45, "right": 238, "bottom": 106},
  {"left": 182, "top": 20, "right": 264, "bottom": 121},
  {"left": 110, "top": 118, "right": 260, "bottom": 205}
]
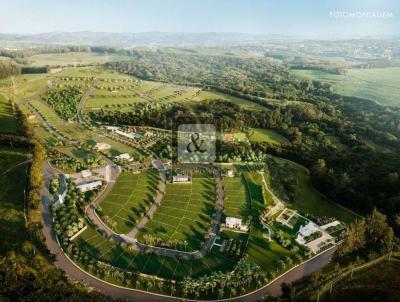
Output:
[{"left": 0, "top": 31, "right": 290, "bottom": 47}]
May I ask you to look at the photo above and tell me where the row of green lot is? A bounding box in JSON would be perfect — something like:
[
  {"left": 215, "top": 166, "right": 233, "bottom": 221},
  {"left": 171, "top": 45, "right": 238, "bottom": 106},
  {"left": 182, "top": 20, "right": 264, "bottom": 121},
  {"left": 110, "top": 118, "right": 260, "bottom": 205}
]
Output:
[
  {"left": 223, "top": 176, "right": 251, "bottom": 218},
  {"left": 136, "top": 177, "right": 216, "bottom": 251},
  {"left": 99, "top": 170, "right": 159, "bottom": 234},
  {"left": 76, "top": 225, "right": 236, "bottom": 280}
]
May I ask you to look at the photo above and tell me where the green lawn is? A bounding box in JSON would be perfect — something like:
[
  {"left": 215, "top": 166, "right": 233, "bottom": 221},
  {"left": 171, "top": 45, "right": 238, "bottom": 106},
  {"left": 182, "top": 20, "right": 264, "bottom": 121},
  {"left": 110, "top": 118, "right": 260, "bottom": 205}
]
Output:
[
  {"left": 293, "top": 67, "right": 400, "bottom": 107},
  {"left": 268, "top": 157, "right": 359, "bottom": 223},
  {"left": 85, "top": 96, "right": 147, "bottom": 108},
  {"left": 247, "top": 128, "right": 289, "bottom": 145},
  {"left": 76, "top": 225, "right": 235, "bottom": 280},
  {"left": 192, "top": 90, "right": 266, "bottom": 111},
  {"left": 0, "top": 147, "right": 29, "bottom": 253},
  {"left": 99, "top": 170, "right": 159, "bottom": 234},
  {"left": 223, "top": 176, "right": 251, "bottom": 219},
  {"left": 0, "top": 94, "right": 20, "bottom": 134},
  {"left": 243, "top": 171, "right": 295, "bottom": 272},
  {"left": 137, "top": 177, "right": 216, "bottom": 251}
]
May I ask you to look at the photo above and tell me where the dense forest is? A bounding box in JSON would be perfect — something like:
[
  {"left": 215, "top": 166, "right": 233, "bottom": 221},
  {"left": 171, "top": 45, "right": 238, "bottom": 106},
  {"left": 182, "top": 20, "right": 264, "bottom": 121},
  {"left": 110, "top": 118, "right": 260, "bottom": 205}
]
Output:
[{"left": 98, "top": 51, "right": 400, "bottom": 222}]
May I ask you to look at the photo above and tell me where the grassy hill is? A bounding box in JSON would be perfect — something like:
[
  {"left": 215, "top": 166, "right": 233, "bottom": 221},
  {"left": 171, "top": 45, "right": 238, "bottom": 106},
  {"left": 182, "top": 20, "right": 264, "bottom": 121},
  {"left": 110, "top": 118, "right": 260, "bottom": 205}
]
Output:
[{"left": 293, "top": 67, "right": 400, "bottom": 107}]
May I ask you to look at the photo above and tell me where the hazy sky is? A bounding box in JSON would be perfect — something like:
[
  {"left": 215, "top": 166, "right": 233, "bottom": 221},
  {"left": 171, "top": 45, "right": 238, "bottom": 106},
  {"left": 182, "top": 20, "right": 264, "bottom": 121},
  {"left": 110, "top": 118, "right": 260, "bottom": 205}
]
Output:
[{"left": 0, "top": 0, "right": 399, "bottom": 37}]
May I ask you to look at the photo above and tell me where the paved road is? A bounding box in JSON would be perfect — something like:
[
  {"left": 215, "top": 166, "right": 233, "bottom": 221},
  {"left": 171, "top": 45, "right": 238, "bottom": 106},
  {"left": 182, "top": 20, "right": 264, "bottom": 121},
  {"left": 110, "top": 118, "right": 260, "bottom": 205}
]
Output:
[{"left": 41, "top": 161, "right": 337, "bottom": 302}]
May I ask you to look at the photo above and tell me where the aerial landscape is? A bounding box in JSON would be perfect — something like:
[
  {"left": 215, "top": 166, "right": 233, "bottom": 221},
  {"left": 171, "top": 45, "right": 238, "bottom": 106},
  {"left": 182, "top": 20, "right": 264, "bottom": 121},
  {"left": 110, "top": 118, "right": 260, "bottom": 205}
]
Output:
[{"left": 1, "top": 1, "right": 400, "bottom": 301}]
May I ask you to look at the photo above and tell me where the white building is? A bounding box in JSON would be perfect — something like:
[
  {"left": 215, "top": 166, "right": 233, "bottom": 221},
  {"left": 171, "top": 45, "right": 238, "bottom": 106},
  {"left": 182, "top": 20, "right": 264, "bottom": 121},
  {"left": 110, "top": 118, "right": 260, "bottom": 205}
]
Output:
[
  {"left": 115, "top": 153, "right": 133, "bottom": 162},
  {"left": 95, "top": 142, "right": 111, "bottom": 151},
  {"left": 225, "top": 170, "right": 235, "bottom": 177},
  {"left": 172, "top": 174, "right": 191, "bottom": 183},
  {"left": 80, "top": 169, "right": 92, "bottom": 178},
  {"left": 105, "top": 126, "right": 120, "bottom": 132},
  {"left": 225, "top": 217, "right": 249, "bottom": 232},
  {"left": 54, "top": 174, "right": 68, "bottom": 208},
  {"left": 54, "top": 190, "right": 67, "bottom": 208},
  {"left": 77, "top": 180, "right": 102, "bottom": 192}
]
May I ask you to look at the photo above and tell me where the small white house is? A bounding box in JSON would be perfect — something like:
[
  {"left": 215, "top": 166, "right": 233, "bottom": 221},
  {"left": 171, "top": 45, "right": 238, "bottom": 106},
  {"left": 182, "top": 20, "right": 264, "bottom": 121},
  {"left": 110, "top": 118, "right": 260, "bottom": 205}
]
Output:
[
  {"left": 115, "top": 153, "right": 133, "bottom": 162},
  {"left": 95, "top": 142, "right": 111, "bottom": 151},
  {"left": 172, "top": 174, "right": 191, "bottom": 183},
  {"left": 77, "top": 180, "right": 102, "bottom": 192},
  {"left": 225, "top": 170, "right": 235, "bottom": 178},
  {"left": 225, "top": 217, "right": 249, "bottom": 232}
]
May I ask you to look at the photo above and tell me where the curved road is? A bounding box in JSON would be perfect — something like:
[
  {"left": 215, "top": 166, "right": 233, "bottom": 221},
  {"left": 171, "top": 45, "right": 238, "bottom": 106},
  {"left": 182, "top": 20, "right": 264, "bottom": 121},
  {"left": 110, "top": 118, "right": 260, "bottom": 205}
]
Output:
[{"left": 41, "top": 161, "right": 337, "bottom": 302}]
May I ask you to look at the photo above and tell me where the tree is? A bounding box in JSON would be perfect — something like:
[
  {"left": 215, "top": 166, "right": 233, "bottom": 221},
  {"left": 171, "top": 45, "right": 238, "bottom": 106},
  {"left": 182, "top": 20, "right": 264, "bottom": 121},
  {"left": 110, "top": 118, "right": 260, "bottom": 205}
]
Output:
[
  {"left": 337, "top": 219, "right": 365, "bottom": 256},
  {"left": 365, "top": 208, "right": 390, "bottom": 245}
]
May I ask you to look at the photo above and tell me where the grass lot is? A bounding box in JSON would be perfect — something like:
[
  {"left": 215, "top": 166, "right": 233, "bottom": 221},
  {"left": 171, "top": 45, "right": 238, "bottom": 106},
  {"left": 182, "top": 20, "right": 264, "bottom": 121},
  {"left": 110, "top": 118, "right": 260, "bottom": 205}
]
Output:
[
  {"left": 0, "top": 147, "right": 29, "bottom": 253},
  {"left": 29, "top": 52, "right": 130, "bottom": 66},
  {"left": 85, "top": 96, "right": 147, "bottom": 108},
  {"left": 243, "top": 171, "right": 295, "bottom": 272},
  {"left": 99, "top": 170, "right": 159, "bottom": 234},
  {"left": 293, "top": 67, "right": 400, "bottom": 107},
  {"left": 0, "top": 94, "right": 20, "bottom": 133},
  {"left": 268, "top": 157, "right": 358, "bottom": 223},
  {"left": 137, "top": 177, "right": 216, "bottom": 251},
  {"left": 223, "top": 176, "right": 251, "bottom": 219},
  {"left": 76, "top": 225, "right": 236, "bottom": 280},
  {"left": 191, "top": 90, "right": 266, "bottom": 111},
  {"left": 247, "top": 128, "right": 289, "bottom": 145},
  {"left": 2, "top": 74, "right": 48, "bottom": 100}
]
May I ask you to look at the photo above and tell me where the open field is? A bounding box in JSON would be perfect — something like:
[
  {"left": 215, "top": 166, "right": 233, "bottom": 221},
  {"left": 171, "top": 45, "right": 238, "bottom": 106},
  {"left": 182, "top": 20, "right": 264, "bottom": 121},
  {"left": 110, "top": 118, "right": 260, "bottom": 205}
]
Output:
[
  {"left": 29, "top": 52, "right": 130, "bottom": 66},
  {"left": 99, "top": 170, "right": 159, "bottom": 234},
  {"left": 192, "top": 90, "right": 266, "bottom": 111},
  {"left": 137, "top": 177, "right": 216, "bottom": 251},
  {"left": 293, "top": 67, "right": 400, "bottom": 107},
  {"left": 76, "top": 225, "right": 236, "bottom": 280},
  {"left": 223, "top": 176, "right": 251, "bottom": 219},
  {"left": 0, "top": 94, "right": 20, "bottom": 133},
  {"left": 247, "top": 128, "right": 289, "bottom": 145},
  {"left": 85, "top": 96, "right": 147, "bottom": 108},
  {"left": 0, "top": 147, "right": 29, "bottom": 253},
  {"left": 267, "top": 157, "right": 358, "bottom": 223}
]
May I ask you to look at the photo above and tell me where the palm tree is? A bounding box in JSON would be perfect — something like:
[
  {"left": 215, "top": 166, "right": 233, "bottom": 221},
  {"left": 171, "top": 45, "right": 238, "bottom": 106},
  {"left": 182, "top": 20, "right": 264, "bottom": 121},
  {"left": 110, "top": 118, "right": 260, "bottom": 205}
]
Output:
[
  {"left": 218, "top": 288, "right": 224, "bottom": 299},
  {"left": 230, "top": 287, "right": 237, "bottom": 298}
]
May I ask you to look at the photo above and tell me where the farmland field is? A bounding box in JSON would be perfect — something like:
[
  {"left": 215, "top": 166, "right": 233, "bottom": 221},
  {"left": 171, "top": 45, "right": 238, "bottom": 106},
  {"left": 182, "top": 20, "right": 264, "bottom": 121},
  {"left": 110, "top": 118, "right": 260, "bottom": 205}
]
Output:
[
  {"left": 76, "top": 225, "right": 236, "bottom": 280},
  {"left": 98, "top": 170, "right": 159, "bottom": 234},
  {"left": 293, "top": 67, "right": 400, "bottom": 107},
  {"left": 247, "top": 128, "right": 289, "bottom": 145},
  {"left": 137, "top": 177, "right": 216, "bottom": 251},
  {"left": 29, "top": 52, "right": 130, "bottom": 66}
]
